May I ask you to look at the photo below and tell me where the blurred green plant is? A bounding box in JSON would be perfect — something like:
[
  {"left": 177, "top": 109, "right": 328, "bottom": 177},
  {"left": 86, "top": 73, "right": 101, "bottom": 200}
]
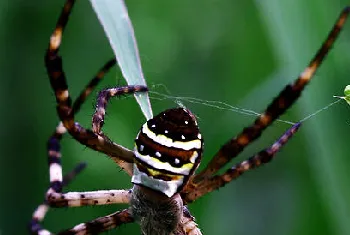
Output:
[{"left": 90, "top": 0, "right": 153, "bottom": 120}]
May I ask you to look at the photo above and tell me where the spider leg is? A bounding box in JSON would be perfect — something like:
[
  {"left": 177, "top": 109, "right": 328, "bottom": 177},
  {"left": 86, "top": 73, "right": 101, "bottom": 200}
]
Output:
[
  {"left": 31, "top": 153, "right": 131, "bottom": 235},
  {"left": 71, "top": 58, "right": 116, "bottom": 115},
  {"left": 47, "top": 57, "right": 130, "bottom": 194},
  {"left": 92, "top": 85, "right": 148, "bottom": 134},
  {"left": 183, "top": 123, "right": 301, "bottom": 203},
  {"left": 178, "top": 206, "right": 202, "bottom": 235},
  {"left": 31, "top": 208, "right": 134, "bottom": 235},
  {"left": 71, "top": 57, "right": 135, "bottom": 174},
  {"left": 45, "top": 57, "right": 132, "bottom": 205},
  {"left": 193, "top": 7, "right": 350, "bottom": 182},
  {"left": 30, "top": 163, "right": 85, "bottom": 235},
  {"left": 30, "top": 189, "right": 131, "bottom": 234},
  {"left": 47, "top": 57, "right": 123, "bottom": 192},
  {"left": 71, "top": 58, "right": 135, "bottom": 174},
  {"left": 56, "top": 209, "right": 134, "bottom": 235},
  {"left": 46, "top": 0, "right": 148, "bottom": 164},
  {"left": 47, "top": 189, "right": 131, "bottom": 208},
  {"left": 71, "top": 58, "right": 134, "bottom": 174}
]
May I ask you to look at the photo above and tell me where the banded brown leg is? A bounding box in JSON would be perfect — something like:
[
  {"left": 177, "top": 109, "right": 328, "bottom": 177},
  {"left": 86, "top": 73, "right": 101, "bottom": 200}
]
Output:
[
  {"left": 183, "top": 123, "right": 301, "bottom": 203},
  {"left": 57, "top": 209, "right": 134, "bottom": 235},
  {"left": 193, "top": 7, "right": 350, "bottom": 183},
  {"left": 30, "top": 163, "right": 86, "bottom": 235},
  {"left": 48, "top": 57, "right": 119, "bottom": 192},
  {"left": 70, "top": 57, "right": 135, "bottom": 175},
  {"left": 46, "top": 0, "right": 147, "bottom": 165},
  {"left": 71, "top": 58, "right": 116, "bottom": 115},
  {"left": 30, "top": 189, "right": 131, "bottom": 235},
  {"left": 47, "top": 189, "right": 131, "bottom": 208}
]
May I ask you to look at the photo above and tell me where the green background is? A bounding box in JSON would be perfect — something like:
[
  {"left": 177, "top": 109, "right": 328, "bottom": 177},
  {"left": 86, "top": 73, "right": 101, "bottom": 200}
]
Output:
[{"left": 1, "top": 0, "right": 350, "bottom": 234}]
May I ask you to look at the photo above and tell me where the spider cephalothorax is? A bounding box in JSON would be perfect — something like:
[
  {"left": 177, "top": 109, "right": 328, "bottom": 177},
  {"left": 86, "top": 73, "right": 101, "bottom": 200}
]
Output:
[{"left": 30, "top": 0, "right": 349, "bottom": 234}]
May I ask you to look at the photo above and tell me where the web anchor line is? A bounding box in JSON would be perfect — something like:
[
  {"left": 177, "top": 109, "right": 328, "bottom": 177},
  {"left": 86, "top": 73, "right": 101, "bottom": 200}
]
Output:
[{"left": 149, "top": 86, "right": 344, "bottom": 126}]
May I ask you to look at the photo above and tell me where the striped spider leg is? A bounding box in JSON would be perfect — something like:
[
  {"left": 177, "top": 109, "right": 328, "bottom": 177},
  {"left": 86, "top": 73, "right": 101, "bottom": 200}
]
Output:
[
  {"left": 30, "top": 162, "right": 87, "bottom": 235},
  {"left": 180, "top": 6, "right": 350, "bottom": 203}
]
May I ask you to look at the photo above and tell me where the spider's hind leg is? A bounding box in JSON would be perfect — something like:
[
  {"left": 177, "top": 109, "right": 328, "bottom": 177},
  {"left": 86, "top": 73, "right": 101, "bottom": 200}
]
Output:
[{"left": 193, "top": 7, "right": 350, "bottom": 182}]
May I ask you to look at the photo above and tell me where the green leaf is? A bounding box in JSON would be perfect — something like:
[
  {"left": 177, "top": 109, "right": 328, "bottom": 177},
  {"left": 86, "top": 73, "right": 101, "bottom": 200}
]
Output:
[{"left": 89, "top": 0, "right": 153, "bottom": 120}]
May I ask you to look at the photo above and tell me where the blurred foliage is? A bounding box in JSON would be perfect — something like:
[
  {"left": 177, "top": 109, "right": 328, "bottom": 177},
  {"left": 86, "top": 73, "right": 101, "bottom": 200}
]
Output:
[{"left": 1, "top": 0, "right": 350, "bottom": 234}]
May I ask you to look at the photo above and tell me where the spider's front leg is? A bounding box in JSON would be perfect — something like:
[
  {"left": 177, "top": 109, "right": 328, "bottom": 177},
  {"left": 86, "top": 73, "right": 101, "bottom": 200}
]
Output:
[{"left": 46, "top": 0, "right": 148, "bottom": 166}]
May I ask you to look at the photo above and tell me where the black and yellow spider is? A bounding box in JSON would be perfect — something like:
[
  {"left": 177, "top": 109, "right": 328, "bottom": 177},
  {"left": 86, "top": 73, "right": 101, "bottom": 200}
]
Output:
[{"left": 30, "top": 0, "right": 349, "bottom": 234}]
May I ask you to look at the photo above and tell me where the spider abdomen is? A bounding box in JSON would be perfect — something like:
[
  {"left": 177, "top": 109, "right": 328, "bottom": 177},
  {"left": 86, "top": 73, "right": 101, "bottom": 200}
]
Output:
[{"left": 131, "top": 108, "right": 203, "bottom": 197}]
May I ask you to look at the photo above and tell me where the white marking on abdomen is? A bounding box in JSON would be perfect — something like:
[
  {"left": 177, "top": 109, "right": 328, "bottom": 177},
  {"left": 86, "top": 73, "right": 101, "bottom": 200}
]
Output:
[
  {"left": 132, "top": 165, "right": 184, "bottom": 197},
  {"left": 142, "top": 124, "right": 201, "bottom": 150},
  {"left": 134, "top": 150, "right": 192, "bottom": 175}
]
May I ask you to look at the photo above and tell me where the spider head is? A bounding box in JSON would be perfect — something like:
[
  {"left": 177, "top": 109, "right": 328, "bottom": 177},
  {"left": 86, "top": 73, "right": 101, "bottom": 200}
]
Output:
[{"left": 132, "top": 108, "right": 203, "bottom": 197}]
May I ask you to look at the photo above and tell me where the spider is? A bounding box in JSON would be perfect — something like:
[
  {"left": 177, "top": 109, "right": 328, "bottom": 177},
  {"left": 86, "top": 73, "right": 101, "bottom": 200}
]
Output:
[{"left": 30, "top": 1, "right": 349, "bottom": 234}]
